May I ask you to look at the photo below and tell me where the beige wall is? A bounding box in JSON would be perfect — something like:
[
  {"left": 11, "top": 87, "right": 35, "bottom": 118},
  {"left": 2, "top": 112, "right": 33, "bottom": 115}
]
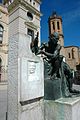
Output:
[
  {"left": 0, "top": 5, "right": 8, "bottom": 82},
  {"left": 65, "top": 46, "right": 79, "bottom": 70}
]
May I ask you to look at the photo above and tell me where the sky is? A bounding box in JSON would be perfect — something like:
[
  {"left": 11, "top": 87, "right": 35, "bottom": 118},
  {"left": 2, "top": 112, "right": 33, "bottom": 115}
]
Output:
[
  {"left": 41, "top": 0, "right": 80, "bottom": 47},
  {"left": 0, "top": 0, "right": 2, "bottom": 3}
]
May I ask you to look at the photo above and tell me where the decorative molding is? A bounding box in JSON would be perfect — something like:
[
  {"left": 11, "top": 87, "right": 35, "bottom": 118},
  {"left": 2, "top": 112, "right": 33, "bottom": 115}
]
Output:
[
  {"left": 8, "top": 0, "right": 42, "bottom": 16},
  {"left": 25, "top": 21, "right": 39, "bottom": 30},
  {"left": 20, "top": 96, "right": 43, "bottom": 106},
  {"left": 34, "top": 0, "right": 42, "bottom": 4}
]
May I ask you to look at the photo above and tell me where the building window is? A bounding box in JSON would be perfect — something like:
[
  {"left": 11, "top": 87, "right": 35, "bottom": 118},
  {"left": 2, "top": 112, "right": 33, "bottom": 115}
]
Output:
[
  {"left": 27, "top": 12, "right": 33, "bottom": 21},
  {"left": 27, "top": 28, "right": 34, "bottom": 40},
  {"left": 68, "top": 53, "right": 71, "bottom": 58},
  {"left": 0, "top": 24, "right": 4, "bottom": 44},
  {"left": 52, "top": 22, "right": 55, "bottom": 30},
  {"left": 57, "top": 21, "right": 60, "bottom": 30},
  {"left": 72, "top": 48, "right": 75, "bottom": 59},
  {"left": 0, "top": 58, "right": 2, "bottom": 82},
  {"left": 33, "top": 2, "right": 35, "bottom": 5}
]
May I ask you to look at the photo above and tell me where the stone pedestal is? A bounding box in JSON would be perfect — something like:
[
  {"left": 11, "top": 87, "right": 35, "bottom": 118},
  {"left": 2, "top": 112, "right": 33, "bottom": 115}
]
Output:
[
  {"left": 8, "top": 33, "right": 44, "bottom": 120},
  {"left": 7, "top": 1, "right": 44, "bottom": 120},
  {"left": 44, "top": 97, "right": 80, "bottom": 120}
]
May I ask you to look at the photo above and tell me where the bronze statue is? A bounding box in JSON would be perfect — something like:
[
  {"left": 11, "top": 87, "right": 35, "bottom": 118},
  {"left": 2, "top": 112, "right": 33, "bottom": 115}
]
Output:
[
  {"left": 30, "top": 31, "right": 80, "bottom": 99},
  {"left": 38, "top": 32, "right": 80, "bottom": 98},
  {"left": 30, "top": 32, "right": 39, "bottom": 55}
]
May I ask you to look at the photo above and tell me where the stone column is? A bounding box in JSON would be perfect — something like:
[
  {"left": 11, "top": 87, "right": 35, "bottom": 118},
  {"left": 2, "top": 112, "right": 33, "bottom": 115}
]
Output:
[{"left": 7, "top": 1, "right": 44, "bottom": 120}]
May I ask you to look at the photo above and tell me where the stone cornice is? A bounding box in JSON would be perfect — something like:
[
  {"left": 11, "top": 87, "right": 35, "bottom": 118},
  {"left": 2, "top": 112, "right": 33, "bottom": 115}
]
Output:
[
  {"left": 34, "top": 0, "right": 42, "bottom": 4},
  {"left": 25, "top": 21, "right": 40, "bottom": 30},
  {"left": 64, "top": 46, "right": 79, "bottom": 49},
  {"left": 8, "top": 0, "right": 42, "bottom": 16},
  {"left": 48, "top": 16, "right": 62, "bottom": 23},
  {"left": 0, "top": 43, "right": 8, "bottom": 47}
]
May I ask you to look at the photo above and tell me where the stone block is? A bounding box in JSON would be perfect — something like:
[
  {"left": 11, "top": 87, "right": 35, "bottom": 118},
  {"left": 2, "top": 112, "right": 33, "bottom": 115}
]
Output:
[
  {"left": 8, "top": 33, "right": 44, "bottom": 120},
  {"left": 19, "top": 100, "right": 44, "bottom": 120},
  {"left": 44, "top": 97, "right": 80, "bottom": 120}
]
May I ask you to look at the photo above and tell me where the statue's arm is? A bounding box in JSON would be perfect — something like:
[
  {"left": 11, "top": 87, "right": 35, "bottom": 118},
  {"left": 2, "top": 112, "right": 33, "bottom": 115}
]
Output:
[
  {"left": 51, "top": 44, "right": 61, "bottom": 58},
  {"left": 39, "top": 50, "right": 54, "bottom": 58},
  {"left": 37, "top": 44, "right": 61, "bottom": 59}
]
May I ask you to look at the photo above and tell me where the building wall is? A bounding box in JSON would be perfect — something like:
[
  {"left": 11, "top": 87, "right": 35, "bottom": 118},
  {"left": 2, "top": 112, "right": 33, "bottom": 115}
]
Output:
[
  {"left": 65, "top": 46, "right": 79, "bottom": 70},
  {"left": 0, "top": 5, "right": 8, "bottom": 82},
  {"left": 0, "top": 0, "right": 41, "bottom": 82}
]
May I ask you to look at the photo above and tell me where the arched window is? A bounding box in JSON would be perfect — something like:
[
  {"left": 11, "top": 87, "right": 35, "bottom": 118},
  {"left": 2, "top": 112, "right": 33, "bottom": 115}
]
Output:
[
  {"left": 0, "top": 24, "right": 4, "bottom": 44},
  {"left": 72, "top": 48, "right": 75, "bottom": 59},
  {"left": 52, "top": 22, "right": 55, "bottom": 30},
  {"left": 0, "top": 58, "right": 2, "bottom": 82},
  {"left": 68, "top": 53, "right": 71, "bottom": 58},
  {"left": 27, "top": 12, "right": 33, "bottom": 21},
  {"left": 57, "top": 21, "right": 60, "bottom": 30}
]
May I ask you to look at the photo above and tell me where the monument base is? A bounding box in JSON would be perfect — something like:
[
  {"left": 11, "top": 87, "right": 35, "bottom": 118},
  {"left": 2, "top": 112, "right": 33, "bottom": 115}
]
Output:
[
  {"left": 44, "top": 78, "right": 62, "bottom": 100},
  {"left": 44, "top": 97, "right": 80, "bottom": 120},
  {"left": 19, "top": 99, "right": 44, "bottom": 120}
]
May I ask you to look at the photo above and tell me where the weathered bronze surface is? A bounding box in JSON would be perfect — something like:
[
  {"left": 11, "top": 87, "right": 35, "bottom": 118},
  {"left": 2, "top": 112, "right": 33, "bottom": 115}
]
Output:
[
  {"left": 31, "top": 32, "right": 80, "bottom": 100},
  {"left": 30, "top": 32, "right": 39, "bottom": 55}
]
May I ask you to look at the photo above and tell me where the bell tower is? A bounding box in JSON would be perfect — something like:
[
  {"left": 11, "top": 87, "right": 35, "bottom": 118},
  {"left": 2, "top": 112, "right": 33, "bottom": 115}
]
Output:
[{"left": 48, "top": 12, "right": 65, "bottom": 55}]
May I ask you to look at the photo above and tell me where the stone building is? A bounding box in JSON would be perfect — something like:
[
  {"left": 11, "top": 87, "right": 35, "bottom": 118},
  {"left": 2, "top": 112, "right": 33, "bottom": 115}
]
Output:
[
  {"left": 8, "top": 0, "right": 41, "bottom": 44},
  {"left": 0, "top": 0, "right": 42, "bottom": 83},
  {"left": 0, "top": 3, "right": 8, "bottom": 120},
  {"left": 0, "top": 0, "right": 42, "bottom": 119},
  {"left": 0, "top": 4, "right": 8, "bottom": 82},
  {"left": 48, "top": 12, "right": 80, "bottom": 71},
  {"left": 64, "top": 46, "right": 80, "bottom": 70}
]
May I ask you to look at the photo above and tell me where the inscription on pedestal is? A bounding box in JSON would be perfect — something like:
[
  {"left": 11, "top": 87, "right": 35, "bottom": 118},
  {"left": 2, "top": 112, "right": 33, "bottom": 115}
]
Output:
[
  {"left": 19, "top": 57, "right": 43, "bottom": 101},
  {"left": 28, "top": 61, "right": 40, "bottom": 81}
]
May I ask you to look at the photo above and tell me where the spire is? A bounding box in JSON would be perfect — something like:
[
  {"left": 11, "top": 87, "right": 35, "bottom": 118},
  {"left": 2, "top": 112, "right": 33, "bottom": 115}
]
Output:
[{"left": 52, "top": 11, "right": 57, "bottom": 17}]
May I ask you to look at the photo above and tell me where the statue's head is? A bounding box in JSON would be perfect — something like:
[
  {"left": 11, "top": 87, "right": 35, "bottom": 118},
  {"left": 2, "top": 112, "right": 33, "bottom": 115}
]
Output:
[{"left": 49, "top": 32, "right": 59, "bottom": 44}]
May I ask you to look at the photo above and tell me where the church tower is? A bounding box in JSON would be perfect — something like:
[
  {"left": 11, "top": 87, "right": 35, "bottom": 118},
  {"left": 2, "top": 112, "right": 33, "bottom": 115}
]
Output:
[{"left": 48, "top": 12, "right": 65, "bottom": 56}]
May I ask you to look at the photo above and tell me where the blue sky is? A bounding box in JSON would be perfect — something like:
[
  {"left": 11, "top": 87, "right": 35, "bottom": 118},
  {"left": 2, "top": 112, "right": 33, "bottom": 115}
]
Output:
[
  {"left": 41, "top": 0, "right": 80, "bottom": 47},
  {"left": 0, "top": 0, "right": 2, "bottom": 3}
]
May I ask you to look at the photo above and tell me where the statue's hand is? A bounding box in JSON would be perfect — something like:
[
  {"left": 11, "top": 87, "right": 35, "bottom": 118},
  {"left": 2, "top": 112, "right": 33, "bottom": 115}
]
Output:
[{"left": 36, "top": 50, "right": 44, "bottom": 55}]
